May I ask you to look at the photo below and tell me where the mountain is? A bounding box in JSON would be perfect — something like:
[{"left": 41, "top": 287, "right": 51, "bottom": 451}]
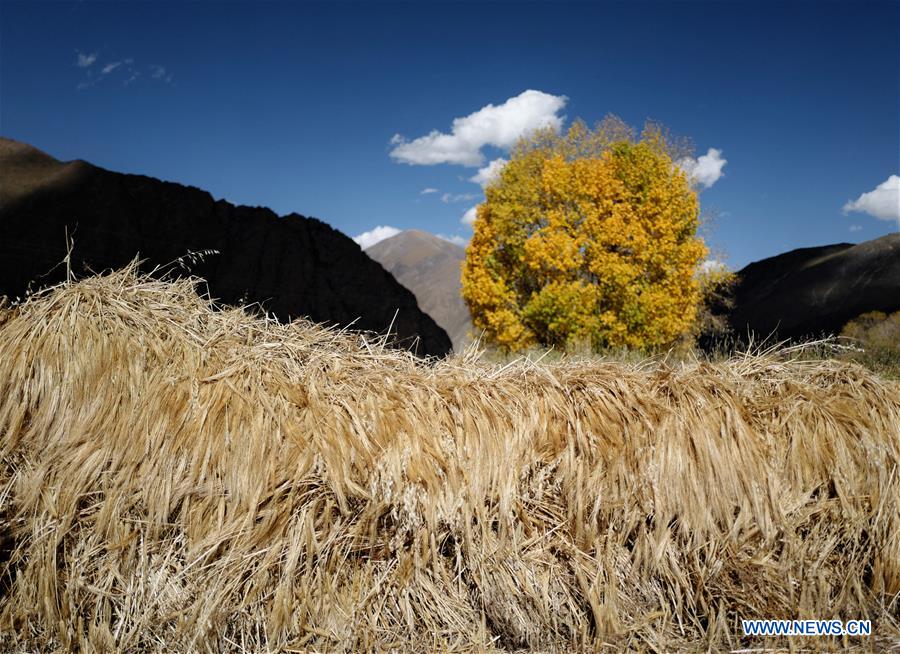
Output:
[
  {"left": 727, "top": 233, "right": 900, "bottom": 341},
  {"left": 365, "top": 230, "right": 473, "bottom": 351},
  {"left": 0, "top": 138, "right": 452, "bottom": 358}
]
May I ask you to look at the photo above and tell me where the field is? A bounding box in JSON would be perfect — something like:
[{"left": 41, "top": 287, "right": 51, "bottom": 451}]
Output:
[{"left": 1, "top": 269, "right": 899, "bottom": 652}]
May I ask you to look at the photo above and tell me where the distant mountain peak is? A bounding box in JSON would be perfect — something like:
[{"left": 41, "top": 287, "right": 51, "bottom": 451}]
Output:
[
  {"left": 369, "top": 229, "right": 464, "bottom": 251},
  {"left": 366, "top": 229, "right": 472, "bottom": 351}
]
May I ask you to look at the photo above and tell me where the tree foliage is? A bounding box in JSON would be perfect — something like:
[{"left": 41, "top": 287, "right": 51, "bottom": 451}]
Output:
[{"left": 462, "top": 116, "right": 709, "bottom": 352}]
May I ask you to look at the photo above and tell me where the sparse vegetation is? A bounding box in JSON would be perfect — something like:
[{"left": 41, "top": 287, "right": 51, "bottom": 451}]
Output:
[
  {"left": 840, "top": 310, "right": 900, "bottom": 379},
  {"left": 1, "top": 268, "right": 898, "bottom": 652}
]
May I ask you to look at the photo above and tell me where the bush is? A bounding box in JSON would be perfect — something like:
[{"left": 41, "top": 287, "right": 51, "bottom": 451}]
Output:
[{"left": 840, "top": 310, "right": 900, "bottom": 378}]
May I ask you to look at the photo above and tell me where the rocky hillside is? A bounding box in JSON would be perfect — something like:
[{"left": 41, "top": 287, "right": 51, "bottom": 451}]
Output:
[
  {"left": 0, "top": 138, "right": 452, "bottom": 358},
  {"left": 728, "top": 233, "right": 900, "bottom": 341},
  {"left": 365, "top": 230, "right": 473, "bottom": 351}
]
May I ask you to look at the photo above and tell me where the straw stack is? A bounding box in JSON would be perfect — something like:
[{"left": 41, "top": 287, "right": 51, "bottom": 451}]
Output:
[{"left": 1, "top": 268, "right": 898, "bottom": 652}]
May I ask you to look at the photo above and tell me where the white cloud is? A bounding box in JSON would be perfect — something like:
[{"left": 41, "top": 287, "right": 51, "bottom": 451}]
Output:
[
  {"left": 389, "top": 90, "right": 567, "bottom": 167},
  {"left": 469, "top": 158, "right": 508, "bottom": 188},
  {"left": 701, "top": 259, "right": 729, "bottom": 273},
  {"left": 462, "top": 206, "right": 479, "bottom": 227},
  {"left": 78, "top": 56, "right": 168, "bottom": 90},
  {"left": 76, "top": 51, "right": 97, "bottom": 68},
  {"left": 420, "top": 187, "right": 439, "bottom": 195},
  {"left": 101, "top": 60, "right": 128, "bottom": 74},
  {"left": 843, "top": 175, "right": 900, "bottom": 225},
  {"left": 437, "top": 234, "right": 467, "bottom": 247},
  {"left": 678, "top": 148, "right": 727, "bottom": 189},
  {"left": 849, "top": 224, "right": 863, "bottom": 232},
  {"left": 441, "top": 192, "right": 478, "bottom": 204},
  {"left": 149, "top": 65, "right": 173, "bottom": 83},
  {"left": 353, "top": 225, "right": 401, "bottom": 249}
]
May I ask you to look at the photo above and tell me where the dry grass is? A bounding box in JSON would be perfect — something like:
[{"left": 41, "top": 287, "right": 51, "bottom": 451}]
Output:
[{"left": 1, "top": 268, "right": 899, "bottom": 652}]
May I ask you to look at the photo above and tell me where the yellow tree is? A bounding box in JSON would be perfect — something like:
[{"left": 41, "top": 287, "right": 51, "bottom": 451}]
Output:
[{"left": 461, "top": 117, "right": 708, "bottom": 351}]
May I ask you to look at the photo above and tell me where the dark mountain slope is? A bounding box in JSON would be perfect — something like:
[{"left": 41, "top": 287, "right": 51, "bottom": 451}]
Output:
[
  {"left": 0, "top": 138, "right": 452, "bottom": 357},
  {"left": 365, "top": 230, "right": 473, "bottom": 351},
  {"left": 728, "top": 233, "right": 900, "bottom": 340}
]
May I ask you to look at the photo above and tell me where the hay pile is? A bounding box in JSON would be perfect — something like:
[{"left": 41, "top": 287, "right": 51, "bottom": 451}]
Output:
[{"left": 1, "top": 269, "right": 898, "bottom": 652}]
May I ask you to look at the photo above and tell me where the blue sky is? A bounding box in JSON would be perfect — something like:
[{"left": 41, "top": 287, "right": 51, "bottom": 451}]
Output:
[{"left": 1, "top": 0, "right": 897, "bottom": 268}]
